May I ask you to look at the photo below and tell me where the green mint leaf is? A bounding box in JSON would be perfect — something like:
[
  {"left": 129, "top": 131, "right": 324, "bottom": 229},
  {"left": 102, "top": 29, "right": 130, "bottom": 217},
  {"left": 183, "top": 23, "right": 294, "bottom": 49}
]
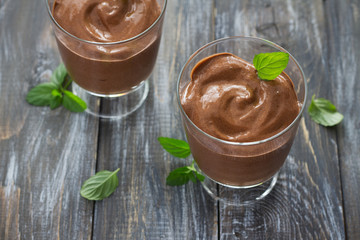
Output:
[
  {"left": 308, "top": 95, "right": 344, "bottom": 127},
  {"left": 166, "top": 161, "right": 205, "bottom": 186},
  {"left": 253, "top": 52, "right": 289, "bottom": 80},
  {"left": 159, "top": 138, "right": 205, "bottom": 186},
  {"left": 80, "top": 168, "right": 120, "bottom": 201},
  {"left": 188, "top": 160, "right": 205, "bottom": 182},
  {"left": 158, "top": 137, "right": 191, "bottom": 158},
  {"left": 166, "top": 166, "right": 192, "bottom": 186},
  {"left": 52, "top": 88, "right": 62, "bottom": 98},
  {"left": 62, "top": 90, "right": 87, "bottom": 112},
  {"left": 26, "top": 82, "right": 58, "bottom": 106},
  {"left": 51, "top": 63, "right": 68, "bottom": 87},
  {"left": 49, "top": 89, "right": 63, "bottom": 109},
  {"left": 188, "top": 172, "right": 197, "bottom": 183},
  {"left": 49, "top": 97, "right": 62, "bottom": 110},
  {"left": 195, "top": 172, "right": 205, "bottom": 182}
]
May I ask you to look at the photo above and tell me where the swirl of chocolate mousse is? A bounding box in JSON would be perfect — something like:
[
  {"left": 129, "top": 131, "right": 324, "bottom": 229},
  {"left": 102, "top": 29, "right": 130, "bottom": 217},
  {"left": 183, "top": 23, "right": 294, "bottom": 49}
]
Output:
[
  {"left": 181, "top": 53, "right": 300, "bottom": 142},
  {"left": 52, "top": 0, "right": 161, "bottom": 42}
]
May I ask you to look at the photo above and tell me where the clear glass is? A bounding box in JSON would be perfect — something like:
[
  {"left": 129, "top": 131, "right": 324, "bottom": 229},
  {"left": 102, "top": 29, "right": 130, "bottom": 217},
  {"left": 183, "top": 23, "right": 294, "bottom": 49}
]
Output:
[
  {"left": 45, "top": 0, "right": 167, "bottom": 118},
  {"left": 177, "top": 36, "right": 307, "bottom": 205}
]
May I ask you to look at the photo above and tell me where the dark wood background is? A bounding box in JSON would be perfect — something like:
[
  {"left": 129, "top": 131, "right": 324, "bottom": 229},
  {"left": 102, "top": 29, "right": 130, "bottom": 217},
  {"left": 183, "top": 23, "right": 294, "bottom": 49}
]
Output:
[{"left": 0, "top": 0, "right": 359, "bottom": 239}]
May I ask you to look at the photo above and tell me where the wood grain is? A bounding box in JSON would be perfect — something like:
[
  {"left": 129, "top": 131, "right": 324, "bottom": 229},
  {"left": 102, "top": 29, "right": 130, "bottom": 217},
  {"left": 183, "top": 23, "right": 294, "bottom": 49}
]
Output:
[
  {"left": 1, "top": 0, "right": 359, "bottom": 239},
  {"left": 0, "top": 186, "right": 21, "bottom": 239},
  {"left": 214, "top": 0, "right": 345, "bottom": 239},
  {"left": 0, "top": 0, "right": 97, "bottom": 239},
  {"left": 92, "top": 0, "right": 218, "bottom": 239},
  {"left": 324, "top": 0, "right": 360, "bottom": 239}
]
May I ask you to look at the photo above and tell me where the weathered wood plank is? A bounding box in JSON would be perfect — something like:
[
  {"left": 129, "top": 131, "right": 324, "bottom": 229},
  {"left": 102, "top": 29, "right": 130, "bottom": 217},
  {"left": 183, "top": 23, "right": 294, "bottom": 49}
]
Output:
[
  {"left": 0, "top": 0, "right": 98, "bottom": 239},
  {"left": 1, "top": 0, "right": 357, "bottom": 239},
  {"left": 324, "top": 0, "right": 360, "bottom": 239},
  {"left": 92, "top": 0, "right": 218, "bottom": 239},
  {"left": 214, "top": 0, "right": 345, "bottom": 239}
]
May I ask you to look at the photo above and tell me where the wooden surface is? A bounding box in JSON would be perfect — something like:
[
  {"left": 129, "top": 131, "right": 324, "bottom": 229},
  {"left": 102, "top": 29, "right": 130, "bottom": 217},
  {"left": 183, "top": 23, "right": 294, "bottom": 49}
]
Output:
[{"left": 0, "top": 0, "right": 358, "bottom": 239}]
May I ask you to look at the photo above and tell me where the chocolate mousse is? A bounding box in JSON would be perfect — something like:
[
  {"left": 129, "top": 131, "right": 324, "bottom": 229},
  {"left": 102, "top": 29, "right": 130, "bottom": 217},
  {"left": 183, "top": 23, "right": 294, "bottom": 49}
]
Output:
[
  {"left": 51, "top": 0, "right": 163, "bottom": 94},
  {"left": 180, "top": 53, "right": 301, "bottom": 186}
]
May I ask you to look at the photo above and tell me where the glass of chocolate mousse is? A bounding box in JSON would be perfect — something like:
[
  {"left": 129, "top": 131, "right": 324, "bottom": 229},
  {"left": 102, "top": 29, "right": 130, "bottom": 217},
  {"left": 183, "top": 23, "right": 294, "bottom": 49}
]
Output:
[
  {"left": 178, "top": 36, "right": 307, "bottom": 205},
  {"left": 46, "top": 0, "right": 167, "bottom": 118}
]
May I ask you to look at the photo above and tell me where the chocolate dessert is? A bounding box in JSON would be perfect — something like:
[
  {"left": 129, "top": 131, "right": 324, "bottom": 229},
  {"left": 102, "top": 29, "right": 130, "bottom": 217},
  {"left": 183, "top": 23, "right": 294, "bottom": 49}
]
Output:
[
  {"left": 180, "top": 53, "right": 301, "bottom": 186},
  {"left": 51, "top": 0, "right": 163, "bottom": 94}
]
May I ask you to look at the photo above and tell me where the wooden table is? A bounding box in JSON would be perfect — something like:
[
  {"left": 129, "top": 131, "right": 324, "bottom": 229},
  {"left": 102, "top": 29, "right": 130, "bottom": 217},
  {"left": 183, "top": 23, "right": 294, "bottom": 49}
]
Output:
[{"left": 1, "top": 0, "right": 359, "bottom": 239}]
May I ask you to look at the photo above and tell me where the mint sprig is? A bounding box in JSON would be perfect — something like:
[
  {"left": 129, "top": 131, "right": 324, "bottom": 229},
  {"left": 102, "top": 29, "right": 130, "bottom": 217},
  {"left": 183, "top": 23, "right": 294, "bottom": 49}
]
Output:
[
  {"left": 26, "top": 63, "right": 87, "bottom": 112},
  {"left": 253, "top": 52, "right": 289, "bottom": 80},
  {"left": 158, "top": 137, "right": 204, "bottom": 186},
  {"left": 80, "top": 168, "right": 120, "bottom": 201},
  {"left": 308, "top": 95, "right": 343, "bottom": 127},
  {"left": 166, "top": 160, "right": 205, "bottom": 186}
]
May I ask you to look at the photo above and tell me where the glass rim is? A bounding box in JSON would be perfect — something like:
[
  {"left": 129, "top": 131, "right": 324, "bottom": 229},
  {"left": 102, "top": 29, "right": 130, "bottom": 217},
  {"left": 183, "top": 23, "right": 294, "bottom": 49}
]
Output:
[
  {"left": 176, "top": 36, "right": 308, "bottom": 146},
  {"left": 45, "top": 0, "right": 167, "bottom": 45}
]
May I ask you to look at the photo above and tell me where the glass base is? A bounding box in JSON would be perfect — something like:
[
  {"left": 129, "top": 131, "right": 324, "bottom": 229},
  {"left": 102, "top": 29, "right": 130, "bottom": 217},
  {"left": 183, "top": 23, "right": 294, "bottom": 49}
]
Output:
[
  {"left": 197, "top": 165, "right": 279, "bottom": 206},
  {"left": 72, "top": 80, "right": 149, "bottom": 119}
]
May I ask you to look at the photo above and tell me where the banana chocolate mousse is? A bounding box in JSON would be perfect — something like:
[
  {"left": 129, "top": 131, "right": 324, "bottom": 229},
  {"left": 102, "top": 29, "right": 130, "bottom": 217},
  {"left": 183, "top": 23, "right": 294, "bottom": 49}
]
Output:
[
  {"left": 180, "top": 53, "right": 301, "bottom": 186},
  {"left": 51, "top": 0, "right": 162, "bottom": 94}
]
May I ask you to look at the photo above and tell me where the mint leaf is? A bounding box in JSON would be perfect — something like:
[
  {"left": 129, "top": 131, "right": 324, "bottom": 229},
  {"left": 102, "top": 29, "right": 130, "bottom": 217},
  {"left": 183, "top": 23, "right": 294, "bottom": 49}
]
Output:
[
  {"left": 80, "top": 168, "right": 120, "bottom": 201},
  {"left": 52, "top": 88, "right": 62, "bottom": 98},
  {"left": 62, "top": 90, "right": 87, "bottom": 112},
  {"left": 308, "top": 95, "right": 344, "bottom": 127},
  {"left": 188, "top": 160, "right": 205, "bottom": 182},
  {"left": 159, "top": 137, "right": 205, "bottom": 186},
  {"left": 166, "top": 166, "right": 192, "bottom": 186},
  {"left": 195, "top": 172, "right": 205, "bottom": 182},
  {"left": 26, "top": 82, "right": 58, "bottom": 106},
  {"left": 51, "top": 63, "right": 68, "bottom": 87},
  {"left": 188, "top": 172, "right": 197, "bottom": 183},
  {"left": 49, "top": 89, "right": 63, "bottom": 109},
  {"left": 166, "top": 161, "right": 205, "bottom": 186},
  {"left": 253, "top": 52, "right": 289, "bottom": 80},
  {"left": 158, "top": 137, "right": 191, "bottom": 158}
]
